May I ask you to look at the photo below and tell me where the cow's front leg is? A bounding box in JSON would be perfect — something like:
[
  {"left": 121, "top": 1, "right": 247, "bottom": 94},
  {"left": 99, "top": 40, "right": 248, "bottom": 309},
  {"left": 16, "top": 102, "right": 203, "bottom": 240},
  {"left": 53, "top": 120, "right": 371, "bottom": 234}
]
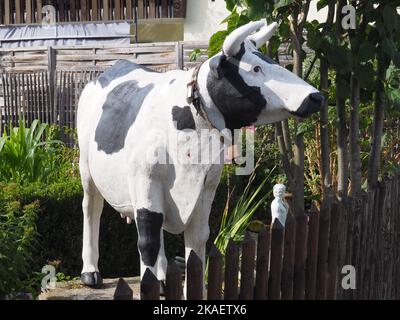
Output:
[
  {"left": 131, "top": 170, "right": 167, "bottom": 286},
  {"left": 136, "top": 208, "right": 167, "bottom": 282}
]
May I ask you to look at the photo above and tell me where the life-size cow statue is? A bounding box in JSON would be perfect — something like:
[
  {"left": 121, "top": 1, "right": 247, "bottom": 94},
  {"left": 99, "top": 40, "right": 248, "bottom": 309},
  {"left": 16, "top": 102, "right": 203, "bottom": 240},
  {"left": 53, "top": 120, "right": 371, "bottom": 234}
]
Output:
[{"left": 77, "top": 20, "right": 324, "bottom": 292}]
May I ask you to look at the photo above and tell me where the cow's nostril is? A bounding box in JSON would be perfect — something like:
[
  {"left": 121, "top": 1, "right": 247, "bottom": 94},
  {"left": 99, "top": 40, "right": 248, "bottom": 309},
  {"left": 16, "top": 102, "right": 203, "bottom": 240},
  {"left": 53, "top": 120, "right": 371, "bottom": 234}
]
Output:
[
  {"left": 309, "top": 92, "right": 325, "bottom": 105},
  {"left": 290, "top": 92, "right": 325, "bottom": 118}
]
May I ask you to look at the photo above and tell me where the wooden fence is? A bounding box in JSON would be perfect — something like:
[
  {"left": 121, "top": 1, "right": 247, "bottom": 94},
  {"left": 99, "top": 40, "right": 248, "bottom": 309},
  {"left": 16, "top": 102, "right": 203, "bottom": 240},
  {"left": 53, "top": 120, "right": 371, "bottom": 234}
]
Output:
[
  {"left": 0, "top": 41, "right": 208, "bottom": 142},
  {"left": 138, "top": 176, "right": 400, "bottom": 300},
  {"left": 0, "top": 0, "right": 187, "bottom": 25}
]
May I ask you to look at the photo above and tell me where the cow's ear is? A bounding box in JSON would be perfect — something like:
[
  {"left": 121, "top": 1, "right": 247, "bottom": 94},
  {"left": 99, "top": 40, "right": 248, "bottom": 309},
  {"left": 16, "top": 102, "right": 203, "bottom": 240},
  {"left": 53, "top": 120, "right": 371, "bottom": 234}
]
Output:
[{"left": 209, "top": 54, "right": 226, "bottom": 79}]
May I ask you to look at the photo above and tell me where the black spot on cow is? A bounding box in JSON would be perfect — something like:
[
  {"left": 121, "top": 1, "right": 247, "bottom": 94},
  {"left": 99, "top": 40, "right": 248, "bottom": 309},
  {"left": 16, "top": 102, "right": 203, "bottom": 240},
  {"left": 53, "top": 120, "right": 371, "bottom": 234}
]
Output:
[
  {"left": 172, "top": 106, "right": 196, "bottom": 130},
  {"left": 96, "top": 60, "right": 157, "bottom": 88},
  {"left": 253, "top": 51, "right": 278, "bottom": 65},
  {"left": 136, "top": 208, "right": 164, "bottom": 267},
  {"left": 95, "top": 80, "right": 154, "bottom": 154},
  {"left": 169, "top": 78, "right": 176, "bottom": 84},
  {"left": 206, "top": 44, "right": 267, "bottom": 130}
]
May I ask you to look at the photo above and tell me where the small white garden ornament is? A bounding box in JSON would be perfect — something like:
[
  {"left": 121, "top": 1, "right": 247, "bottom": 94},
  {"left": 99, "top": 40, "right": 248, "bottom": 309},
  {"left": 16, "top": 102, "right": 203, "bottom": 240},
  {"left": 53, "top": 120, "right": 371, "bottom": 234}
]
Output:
[{"left": 271, "top": 184, "right": 289, "bottom": 226}]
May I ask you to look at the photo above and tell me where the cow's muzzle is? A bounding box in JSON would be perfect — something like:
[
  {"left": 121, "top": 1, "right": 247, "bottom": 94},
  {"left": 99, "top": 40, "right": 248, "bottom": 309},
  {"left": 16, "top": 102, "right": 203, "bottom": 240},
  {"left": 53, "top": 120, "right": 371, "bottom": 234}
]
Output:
[{"left": 292, "top": 92, "right": 325, "bottom": 118}]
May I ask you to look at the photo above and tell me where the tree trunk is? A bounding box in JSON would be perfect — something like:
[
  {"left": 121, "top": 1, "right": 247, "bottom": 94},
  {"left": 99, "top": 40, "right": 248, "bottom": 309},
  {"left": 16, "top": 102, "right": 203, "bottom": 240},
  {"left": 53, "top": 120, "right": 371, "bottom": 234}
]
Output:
[
  {"left": 335, "top": 0, "right": 349, "bottom": 200},
  {"left": 319, "top": 60, "right": 332, "bottom": 196},
  {"left": 292, "top": 35, "right": 305, "bottom": 216},
  {"left": 349, "top": 72, "right": 362, "bottom": 196},
  {"left": 367, "top": 57, "right": 387, "bottom": 190},
  {"left": 335, "top": 81, "right": 349, "bottom": 199}
]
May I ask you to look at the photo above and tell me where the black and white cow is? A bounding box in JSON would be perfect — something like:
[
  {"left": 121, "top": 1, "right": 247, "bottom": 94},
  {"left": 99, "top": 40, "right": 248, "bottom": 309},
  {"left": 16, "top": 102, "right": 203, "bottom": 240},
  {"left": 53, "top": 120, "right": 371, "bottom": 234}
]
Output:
[{"left": 77, "top": 20, "right": 324, "bottom": 293}]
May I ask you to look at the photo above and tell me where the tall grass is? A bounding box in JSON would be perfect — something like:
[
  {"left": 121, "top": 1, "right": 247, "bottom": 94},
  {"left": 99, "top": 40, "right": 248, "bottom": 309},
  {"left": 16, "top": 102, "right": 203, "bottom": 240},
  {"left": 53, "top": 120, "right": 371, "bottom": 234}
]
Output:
[
  {"left": 0, "top": 118, "right": 63, "bottom": 183},
  {"left": 213, "top": 166, "right": 276, "bottom": 256}
]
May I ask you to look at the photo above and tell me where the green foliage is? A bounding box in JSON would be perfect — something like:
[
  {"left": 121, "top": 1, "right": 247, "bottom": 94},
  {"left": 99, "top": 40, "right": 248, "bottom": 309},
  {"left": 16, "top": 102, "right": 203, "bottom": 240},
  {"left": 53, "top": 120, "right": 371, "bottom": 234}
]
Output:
[
  {"left": 0, "top": 193, "right": 39, "bottom": 299},
  {"left": 0, "top": 118, "right": 64, "bottom": 183},
  {"left": 189, "top": 49, "right": 202, "bottom": 62},
  {"left": 213, "top": 168, "right": 275, "bottom": 256}
]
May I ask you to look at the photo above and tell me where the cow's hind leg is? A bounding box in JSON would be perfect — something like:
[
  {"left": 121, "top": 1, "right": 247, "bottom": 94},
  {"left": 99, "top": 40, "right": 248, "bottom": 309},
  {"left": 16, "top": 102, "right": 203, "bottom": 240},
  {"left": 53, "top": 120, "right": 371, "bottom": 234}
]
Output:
[
  {"left": 184, "top": 202, "right": 210, "bottom": 298},
  {"left": 80, "top": 166, "right": 104, "bottom": 288}
]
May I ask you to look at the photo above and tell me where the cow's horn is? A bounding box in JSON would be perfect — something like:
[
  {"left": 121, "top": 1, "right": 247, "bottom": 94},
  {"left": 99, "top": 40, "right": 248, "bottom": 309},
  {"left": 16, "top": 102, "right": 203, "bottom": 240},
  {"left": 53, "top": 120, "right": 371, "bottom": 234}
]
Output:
[
  {"left": 248, "top": 22, "right": 278, "bottom": 49},
  {"left": 222, "top": 20, "right": 265, "bottom": 56}
]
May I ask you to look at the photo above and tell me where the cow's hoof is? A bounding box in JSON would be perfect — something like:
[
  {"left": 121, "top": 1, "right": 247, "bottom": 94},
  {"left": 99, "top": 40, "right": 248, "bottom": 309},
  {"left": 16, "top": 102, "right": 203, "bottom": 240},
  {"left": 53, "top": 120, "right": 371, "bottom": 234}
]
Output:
[{"left": 81, "top": 272, "right": 103, "bottom": 288}]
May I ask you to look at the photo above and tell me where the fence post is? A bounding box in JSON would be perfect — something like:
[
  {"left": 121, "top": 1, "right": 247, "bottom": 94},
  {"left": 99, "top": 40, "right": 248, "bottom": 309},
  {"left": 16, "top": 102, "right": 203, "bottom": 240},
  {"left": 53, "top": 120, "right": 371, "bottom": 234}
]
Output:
[
  {"left": 316, "top": 201, "right": 331, "bottom": 299},
  {"left": 305, "top": 205, "right": 320, "bottom": 299},
  {"left": 327, "top": 200, "right": 341, "bottom": 299},
  {"left": 281, "top": 213, "right": 296, "bottom": 300},
  {"left": 254, "top": 228, "right": 270, "bottom": 300},
  {"left": 141, "top": 268, "right": 160, "bottom": 300},
  {"left": 165, "top": 260, "right": 182, "bottom": 300},
  {"left": 176, "top": 42, "right": 183, "bottom": 70},
  {"left": 268, "top": 219, "right": 284, "bottom": 300},
  {"left": 239, "top": 232, "right": 256, "bottom": 300},
  {"left": 47, "top": 46, "right": 56, "bottom": 124},
  {"left": 113, "top": 278, "right": 133, "bottom": 300},
  {"left": 224, "top": 239, "right": 239, "bottom": 300},
  {"left": 186, "top": 250, "right": 203, "bottom": 300},
  {"left": 207, "top": 244, "right": 223, "bottom": 300},
  {"left": 293, "top": 213, "right": 308, "bottom": 299}
]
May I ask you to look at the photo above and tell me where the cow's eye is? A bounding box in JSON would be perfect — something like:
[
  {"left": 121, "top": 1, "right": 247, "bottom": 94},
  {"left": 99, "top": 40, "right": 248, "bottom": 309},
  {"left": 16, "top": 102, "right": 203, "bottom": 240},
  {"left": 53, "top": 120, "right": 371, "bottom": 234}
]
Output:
[{"left": 253, "top": 66, "right": 261, "bottom": 73}]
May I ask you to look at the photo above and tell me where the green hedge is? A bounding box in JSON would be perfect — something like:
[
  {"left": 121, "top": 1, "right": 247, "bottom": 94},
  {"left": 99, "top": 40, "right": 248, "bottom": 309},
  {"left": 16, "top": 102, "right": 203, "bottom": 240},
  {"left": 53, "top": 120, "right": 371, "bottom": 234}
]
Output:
[
  {"left": 0, "top": 179, "right": 190, "bottom": 281},
  {"left": 1, "top": 171, "right": 264, "bottom": 298}
]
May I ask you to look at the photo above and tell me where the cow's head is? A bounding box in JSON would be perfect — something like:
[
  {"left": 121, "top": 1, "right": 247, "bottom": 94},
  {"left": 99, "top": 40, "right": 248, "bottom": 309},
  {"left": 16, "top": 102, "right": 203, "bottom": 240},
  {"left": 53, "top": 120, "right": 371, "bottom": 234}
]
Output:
[{"left": 205, "top": 20, "right": 325, "bottom": 130}]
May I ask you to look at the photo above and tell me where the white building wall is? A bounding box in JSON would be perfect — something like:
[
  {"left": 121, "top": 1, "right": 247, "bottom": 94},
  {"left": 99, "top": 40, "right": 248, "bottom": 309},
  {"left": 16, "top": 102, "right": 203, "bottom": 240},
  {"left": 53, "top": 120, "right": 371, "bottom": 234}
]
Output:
[
  {"left": 184, "top": 0, "right": 328, "bottom": 42},
  {"left": 184, "top": 0, "right": 228, "bottom": 41}
]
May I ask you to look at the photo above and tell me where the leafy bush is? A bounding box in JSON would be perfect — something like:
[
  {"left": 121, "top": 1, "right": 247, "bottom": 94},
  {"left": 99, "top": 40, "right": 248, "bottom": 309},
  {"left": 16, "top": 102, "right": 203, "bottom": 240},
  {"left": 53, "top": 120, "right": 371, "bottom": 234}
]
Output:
[
  {"left": 0, "top": 119, "right": 64, "bottom": 183},
  {"left": 0, "top": 188, "right": 39, "bottom": 299}
]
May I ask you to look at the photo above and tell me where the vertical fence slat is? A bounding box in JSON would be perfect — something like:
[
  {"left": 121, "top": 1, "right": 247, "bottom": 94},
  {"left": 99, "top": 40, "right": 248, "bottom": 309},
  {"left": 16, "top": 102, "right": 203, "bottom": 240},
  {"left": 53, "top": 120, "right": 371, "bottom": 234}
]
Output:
[
  {"left": 239, "top": 232, "right": 256, "bottom": 300},
  {"left": 224, "top": 239, "right": 239, "bottom": 300},
  {"left": 316, "top": 201, "right": 331, "bottom": 299},
  {"left": 70, "top": 0, "right": 76, "bottom": 21},
  {"left": 26, "top": 0, "right": 33, "bottom": 23},
  {"left": 113, "top": 278, "right": 133, "bottom": 300},
  {"left": 137, "top": 0, "right": 144, "bottom": 19},
  {"left": 187, "top": 250, "right": 203, "bottom": 300},
  {"left": 207, "top": 245, "right": 223, "bottom": 300},
  {"left": 12, "top": 73, "right": 17, "bottom": 125},
  {"left": 293, "top": 213, "right": 308, "bottom": 299},
  {"left": 4, "top": 0, "right": 10, "bottom": 25},
  {"left": 126, "top": 0, "right": 132, "bottom": 19},
  {"left": 16, "top": 0, "right": 22, "bottom": 24},
  {"left": 326, "top": 200, "right": 341, "bottom": 299},
  {"left": 114, "top": 0, "right": 121, "bottom": 19},
  {"left": 91, "top": 0, "right": 98, "bottom": 20},
  {"left": 58, "top": 0, "right": 65, "bottom": 22},
  {"left": 141, "top": 268, "right": 160, "bottom": 300},
  {"left": 81, "top": 0, "right": 88, "bottom": 21},
  {"left": 0, "top": 0, "right": 3, "bottom": 24},
  {"left": 281, "top": 214, "right": 296, "bottom": 300},
  {"left": 161, "top": 0, "right": 168, "bottom": 17},
  {"left": 36, "top": 0, "right": 42, "bottom": 23},
  {"left": 165, "top": 260, "right": 182, "bottom": 300},
  {"left": 148, "top": 0, "right": 156, "bottom": 18},
  {"left": 254, "top": 228, "right": 270, "bottom": 300},
  {"left": 103, "top": 0, "right": 109, "bottom": 20},
  {"left": 268, "top": 219, "right": 284, "bottom": 300},
  {"left": 305, "top": 206, "right": 319, "bottom": 299}
]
